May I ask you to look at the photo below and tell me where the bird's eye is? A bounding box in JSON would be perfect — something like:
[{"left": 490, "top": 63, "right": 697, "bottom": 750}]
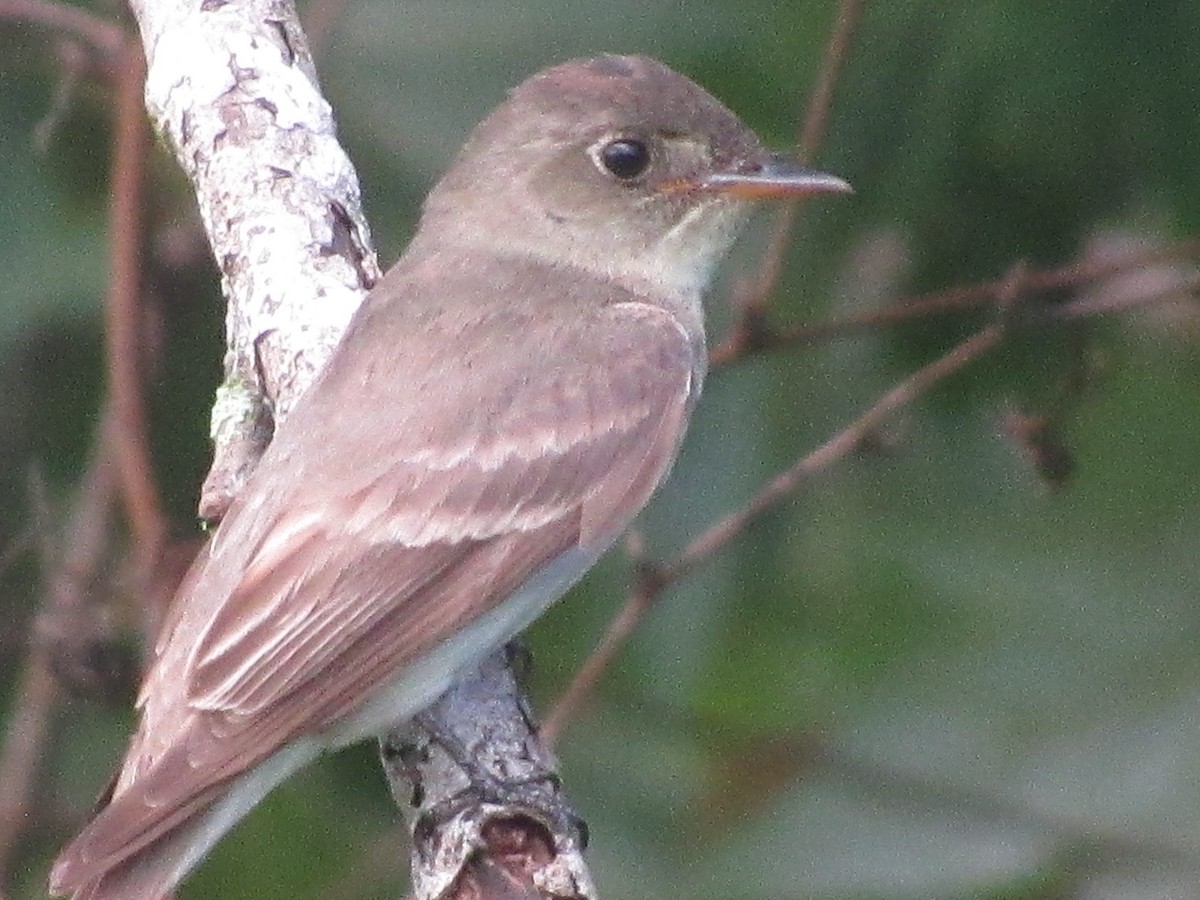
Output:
[{"left": 597, "top": 138, "right": 651, "bottom": 180}]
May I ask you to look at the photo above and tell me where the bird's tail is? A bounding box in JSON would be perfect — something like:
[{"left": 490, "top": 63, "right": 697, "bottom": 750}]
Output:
[
  {"left": 50, "top": 741, "right": 319, "bottom": 899},
  {"left": 54, "top": 812, "right": 213, "bottom": 900}
]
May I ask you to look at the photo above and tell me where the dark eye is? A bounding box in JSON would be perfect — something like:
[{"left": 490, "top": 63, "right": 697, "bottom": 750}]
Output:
[{"left": 598, "top": 138, "right": 651, "bottom": 180}]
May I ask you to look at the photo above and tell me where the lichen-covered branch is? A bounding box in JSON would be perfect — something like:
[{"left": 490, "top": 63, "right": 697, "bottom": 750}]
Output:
[{"left": 128, "top": 0, "right": 378, "bottom": 517}]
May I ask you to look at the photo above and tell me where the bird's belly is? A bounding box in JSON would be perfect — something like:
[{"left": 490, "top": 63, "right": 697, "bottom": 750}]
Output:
[{"left": 323, "top": 541, "right": 604, "bottom": 748}]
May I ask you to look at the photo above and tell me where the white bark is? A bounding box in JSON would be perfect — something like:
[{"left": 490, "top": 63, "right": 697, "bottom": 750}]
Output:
[{"left": 130, "top": 0, "right": 377, "bottom": 517}]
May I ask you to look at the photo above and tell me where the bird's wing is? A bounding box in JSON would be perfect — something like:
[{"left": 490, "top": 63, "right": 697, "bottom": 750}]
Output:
[{"left": 51, "top": 298, "right": 698, "bottom": 890}]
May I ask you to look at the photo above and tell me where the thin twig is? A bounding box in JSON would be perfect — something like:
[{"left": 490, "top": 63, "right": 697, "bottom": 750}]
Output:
[
  {"left": 809, "top": 738, "right": 1200, "bottom": 871},
  {"left": 544, "top": 322, "right": 1004, "bottom": 742},
  {"left": 33, "top": 41, "right": 89, "bottom": 149},
  {"left": 541, "top": 573, "right": 657, "bottom": 747},
  {"left": 547, "top": 245, "right": 1200, "bottom": 735},
  {"left": 677, "top": 323, "right": 1002, "bottom": 579},
  {"left": 0, "top": 648, "right": 57, "bottom": 890},
  {"left": 0, "top": 473, "right": 54, "bottom": 891},
  {"left": 0, "top": 438, "right": 119, "bottom": 885},
  {"left": 0, "top": 0, "right": 124, "bottom": 58},
  {"left": 0, "top": 440, "right": 121, "bottom": 871},
  {"left": 795, "top": 0, "right": 865, "bottom": 164},
  {"left": 758, "top": 0, "right": 864, "bottom": 276},
  {"left": 1051, "top": 272, "right": 1200, "bottom": 320},
  {"left": 717, "top": 235, "right": 1200, "bottom": 364},
  {"left": 104, "top": 41, "right": 165, "bottom": 580},
  {"left": 715, "top": 0, "right": 866, "bottom": 363}
]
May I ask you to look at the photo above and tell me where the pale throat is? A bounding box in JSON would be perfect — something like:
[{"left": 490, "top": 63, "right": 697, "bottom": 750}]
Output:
[
  {"left": 550, "top": 199, "right": 747, "bottom": 312},
  {"left": 641, "top": 199, "right": 748, "bottom": 295},
  {"left": 414, "top": 192, "right": 747, "bottom": 349},
  {"left": 596, "top": 199, "right": 749, "bottom": 346}
]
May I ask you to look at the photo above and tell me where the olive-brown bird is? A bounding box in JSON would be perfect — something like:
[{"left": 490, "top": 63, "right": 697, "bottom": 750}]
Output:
[{"left": 50, "top": 53, "right": 849, "bottom": 899}]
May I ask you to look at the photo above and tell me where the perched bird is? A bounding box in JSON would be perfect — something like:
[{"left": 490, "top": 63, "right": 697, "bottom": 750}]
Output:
[{"left": 51, "top": 53, "right": 849, "bottom": 898}]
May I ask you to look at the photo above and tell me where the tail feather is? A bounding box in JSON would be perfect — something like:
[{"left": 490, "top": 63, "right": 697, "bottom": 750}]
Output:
[
  {"left": 56, "top": 813, "right": 212, "bottom": 900},
  {"left": 50, "top": 741, "right": 319, "bottom": 899}
]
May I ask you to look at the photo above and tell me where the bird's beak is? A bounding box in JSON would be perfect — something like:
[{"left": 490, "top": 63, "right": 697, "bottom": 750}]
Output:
[{"left": 702, "top": 153, "right": 852, "bottom": 200}]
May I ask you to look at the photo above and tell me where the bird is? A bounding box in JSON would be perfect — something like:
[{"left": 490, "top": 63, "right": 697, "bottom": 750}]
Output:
[{"left": 50, "top": 53, "right": 850, "bottom": 899}]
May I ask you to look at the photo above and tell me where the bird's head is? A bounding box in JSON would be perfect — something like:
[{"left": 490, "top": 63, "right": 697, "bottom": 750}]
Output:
[{"left": 419, "top": 54, "right": 850, "bottom": 297}]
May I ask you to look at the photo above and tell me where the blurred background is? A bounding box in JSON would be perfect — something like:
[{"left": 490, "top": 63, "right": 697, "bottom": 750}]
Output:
[{"left": 3, "top": 0, "right": 1200, "bottom": 897}]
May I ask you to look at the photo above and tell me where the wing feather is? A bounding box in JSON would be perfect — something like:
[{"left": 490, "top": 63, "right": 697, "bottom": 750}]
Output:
[{"left": 54, "top": 282, "right": 700, "bottom": 889}]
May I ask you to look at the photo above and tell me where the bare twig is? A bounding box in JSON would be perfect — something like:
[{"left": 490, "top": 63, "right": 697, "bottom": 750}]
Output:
[
  {"left": 548, "top": 241, "right": 1200, "bottom": 734},
  {"left": 104, "top": 41, "right": 165, "bottom": 591},
  {"left": 540, "top": 571, "right": 658, "bottom": 747},
  {"left": 0, "top": 473, "right": 56, "bottom": 892},
  {"left": 0, "top": 437, "right": 121, "bottom": 887},
  {"left": 714, "top": 0, "right": 866, "bottom": 363},
  {"left": 0, "top": 0, "right": 127, "bottom": 151},
  {"left": 794, "top": 0, "right": 865, "bottom": 165},
  {"left": 0, "top": 0, "right": 124, "bottom": 59},
  {"left": 715, "top": 235, "right": 1200, "bottom": 365},
  {"left": 545, "top": 321, "right": 1005, "bottom": 741},
  {"left": 0, "top": 643, "right": 57, "bottom": 893},
  {"left": 1052, "top": 272, "right": 1200, "bottom": 320},
  {"left": 759, "top": 0, "right": 864, "bottom": 269},
  {"left": 809, "top": 738, "right": 1200, "bottom": 873}
]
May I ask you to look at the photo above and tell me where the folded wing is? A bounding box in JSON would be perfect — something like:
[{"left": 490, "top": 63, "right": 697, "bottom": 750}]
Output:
[{"left": 51, "top": 296, "right": 699, "bottom": 894}]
